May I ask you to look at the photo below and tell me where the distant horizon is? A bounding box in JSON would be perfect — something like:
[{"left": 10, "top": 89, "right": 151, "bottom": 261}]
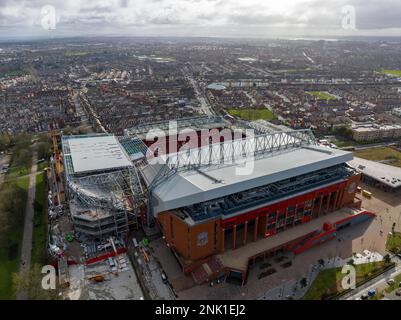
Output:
[{"left": 2, "top": 33, "right": 401, "bottom": 44}]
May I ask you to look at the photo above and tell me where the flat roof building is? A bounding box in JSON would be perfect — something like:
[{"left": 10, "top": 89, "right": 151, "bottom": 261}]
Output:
[
  {"left": 66, "top": 135, "right": 133, "bottom": 174},
  {"left": 348, "top": 156, "right": 401, "bottom": 191},
  {"left": 352, "top": 123, "right": 401, "bottom": 142}
]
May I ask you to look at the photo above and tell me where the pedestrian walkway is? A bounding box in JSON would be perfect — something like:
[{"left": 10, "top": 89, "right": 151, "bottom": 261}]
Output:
[{"left": 17, "top": 151, "right": 38, "bottom": 300}]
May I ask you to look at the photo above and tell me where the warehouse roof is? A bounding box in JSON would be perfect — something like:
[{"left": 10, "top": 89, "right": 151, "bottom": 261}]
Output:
[
  {"left": 64, "top": 135, "right": 132, "bottom": 175},
  {"left": 150, "top": 145, "right": 353, "bottom": 214},
  {"left": 348, "top": 157, "right": 401, "bottom": 188}
]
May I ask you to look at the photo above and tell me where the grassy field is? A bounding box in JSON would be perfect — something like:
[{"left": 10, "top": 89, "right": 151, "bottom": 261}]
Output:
[
  {"left": 381, "top": 69, "right": 401, "bottom": 77},
  {"left": 0, "top": 137, "right": 33, "bottom": 299},
  {"left": 353, "top": 147, "right": 401, "bottom": 168},
  {"left": 0, "top": 175, "right": 29, "bottom": 300},
  {"left": 302, "top": 261, "right": 389, "bottom": 300},
  {"left": 31, "top": 172, "right": 48, "bottom": 265},
  {"left": 334, "top": 140, "right": 359, "bottom": 148},
  {"left": 227, "top": 108, "right": 276, "bottom": 121},
  {"left": 386, "top": 232, "right": 401, "bottom": 254},
  {"left": 64, "top": 51, "right": 89, "bottom": 57},
  {"left": 5, "top": 69, "right": 24, "bottom": 77},
  {"left": 308, "top": 91, "right": 337, "bottom": 101}
]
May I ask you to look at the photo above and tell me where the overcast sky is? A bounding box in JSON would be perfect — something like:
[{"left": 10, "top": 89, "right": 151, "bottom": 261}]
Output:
[{"left": 1, "top": 0, "right": 401, "bottom": 39}]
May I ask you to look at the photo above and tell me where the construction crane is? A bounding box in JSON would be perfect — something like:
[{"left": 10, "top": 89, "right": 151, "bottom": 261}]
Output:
[{"left": 52, "top": 129, "right": 62, "bottom": 178}]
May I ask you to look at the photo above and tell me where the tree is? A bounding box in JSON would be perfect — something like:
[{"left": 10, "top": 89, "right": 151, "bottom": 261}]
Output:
[
  {"left": 333, "top": 126, "right": 353, "bottom": 139},
  {"left": 383, "top": 254, "right": 391, "bottom": 264},
  {"left": 33, "top": 141, "right": 52, "bottom": 160}
]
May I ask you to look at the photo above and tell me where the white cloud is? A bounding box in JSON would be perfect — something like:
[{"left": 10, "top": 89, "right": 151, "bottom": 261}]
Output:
[{"left": 1, "top": 0, "right": 401, "bottom": 38}]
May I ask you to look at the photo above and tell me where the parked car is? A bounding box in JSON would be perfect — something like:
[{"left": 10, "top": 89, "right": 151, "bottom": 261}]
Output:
[
  {"left": 161, "top": 271, "right": 168, "bottom": 284},
  {"left": 387, "top": 279, "right": 395, "bottom": 285},
  {"left": 396, "top": 288, "right": 401, "bottom": 296},
  {"left": 367, "top": 289, "right": 376, "bottom": 297}
]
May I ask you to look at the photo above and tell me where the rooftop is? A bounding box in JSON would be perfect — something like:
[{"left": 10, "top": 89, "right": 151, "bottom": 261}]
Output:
[
  {"left": 63, "top": 135, "right": 132, "bottom": 175},
  {"left": 352, "top": 123, "right": 401, "bottom": 132},
  {"left": 348, "top": 157, "right": 401, "bottom": 188},
  {"left": 145, "top": 132, "right": 353, "bottom": 214},
  {"left": 219, "top": 208, "right": 364, "bottom": 271}
]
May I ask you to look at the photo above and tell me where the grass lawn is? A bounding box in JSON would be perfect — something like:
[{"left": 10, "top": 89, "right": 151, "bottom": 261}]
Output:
[
  {"left": 0, "top": 175, "right": 29, "bottom": 299},
  {"left": 302, "top": 261, "right": 390, "bottom": 300},
  {"left": 380, "top": 69, "right": 401, "bottom": 77},
  {"left": 308, "top": 91, "right": 337, "bottom": 101},
  {"left": 31, "top": 173, "right": 48, "bottom": 265},
  {"left": 65, "top": 51, "right": 89, "bottom": 57},
  {"left": 334, "top": 140, "right": 359, "bottom": 148},
  {"left": 0, "top": 251, "right": 19, "bottom": 300},
  {"left": 353, "top": 147, "right": 401, "bottom": 168},
  {"left": 7, "top": 166, "right": 31, "bottom": 180},
  {"left": 386, "top": 232, "right": 401, "bottom": 254},
  {"left": 15, "top": 175, "right": 30, "bottom": 191},
  {"left": 227, "top": 108, "right": 276, "bottom": 121},
  {"left": 385, "top": 272, "right": 401, "bottom": 293},
  {"left": 37, "top": 160, "right": 48, "bottom": 172}
]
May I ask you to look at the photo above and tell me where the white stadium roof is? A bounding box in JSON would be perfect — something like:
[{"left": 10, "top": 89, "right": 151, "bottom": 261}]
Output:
[
  {"left": 67, "top": 135, "right": 132, "bottom": 174},
  {"left": 149, "top": 145, "right": 353, "bottom": 214}
]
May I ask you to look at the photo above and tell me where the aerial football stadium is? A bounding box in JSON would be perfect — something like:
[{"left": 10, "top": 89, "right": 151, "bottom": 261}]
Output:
[{"left": 61, "top": 115, "right": 374, "bottom": 285}]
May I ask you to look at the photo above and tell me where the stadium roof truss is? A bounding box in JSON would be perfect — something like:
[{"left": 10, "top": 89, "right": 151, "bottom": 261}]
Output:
[
  {"left": 153, "top": 129, "right": 317, "bottom": 176},
  {"left": 145, "top": 129, "right": 319, "bottom": 221}
]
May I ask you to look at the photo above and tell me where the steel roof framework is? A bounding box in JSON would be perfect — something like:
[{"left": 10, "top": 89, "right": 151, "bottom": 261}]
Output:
[{"left": 146, "top": 129, "right": 318, "bottom": 222}]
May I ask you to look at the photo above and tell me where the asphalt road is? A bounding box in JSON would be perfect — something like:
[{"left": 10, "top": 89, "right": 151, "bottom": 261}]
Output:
[
  {"left": 17, "top": 151, "right": 38, "bottom": 300},
  {"left": 187, "top": 75, "right": 215, "bottom": 116},
  {"left": 342, "top": 263, "right": 401, "bottom": 300}
]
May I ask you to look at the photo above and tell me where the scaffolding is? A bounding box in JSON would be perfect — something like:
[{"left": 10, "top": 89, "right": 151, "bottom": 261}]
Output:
[{"left": 62, "top": 134, "right": 146, "bottom": 239}]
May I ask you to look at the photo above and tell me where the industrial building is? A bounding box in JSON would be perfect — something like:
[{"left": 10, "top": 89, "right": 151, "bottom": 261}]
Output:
[{"left": 61, "top": 116, "right": 374, "bottom": 285}]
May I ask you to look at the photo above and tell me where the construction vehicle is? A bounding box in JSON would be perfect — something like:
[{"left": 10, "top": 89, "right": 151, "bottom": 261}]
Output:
[
  {"left": 362, "top": 190, "right": 372, "bottom": 199},
  {"left": 141, "top": 246, "right": 150, "bottom": 263},
  {"left": 87, "top": 271, "right": 118, "bottom": 283}
]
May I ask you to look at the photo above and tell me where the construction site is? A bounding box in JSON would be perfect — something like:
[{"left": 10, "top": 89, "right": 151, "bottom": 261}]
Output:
[{"left": 47, "top": 115, "right": 376, "bottom": 299}]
